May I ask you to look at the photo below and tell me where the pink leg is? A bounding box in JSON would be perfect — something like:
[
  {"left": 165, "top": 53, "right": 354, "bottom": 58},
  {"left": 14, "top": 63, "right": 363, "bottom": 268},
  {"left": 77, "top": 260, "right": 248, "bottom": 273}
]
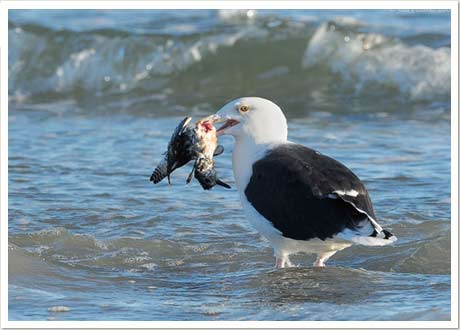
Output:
[
  {"left": 275, "top": 255, "right": 293, "bottom": 268},
  {"left": 313, "top": 251, "right": 337, "bottom": 267},
  {"left": 275, "top": 257, "right": 286, "bottom": 268}
]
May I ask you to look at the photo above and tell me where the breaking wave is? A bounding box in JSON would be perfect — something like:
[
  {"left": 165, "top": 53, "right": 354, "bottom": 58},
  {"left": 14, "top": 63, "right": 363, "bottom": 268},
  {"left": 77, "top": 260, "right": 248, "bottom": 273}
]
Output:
[
  {"left": 9, "top": 13, "right": 451, "bottom": 105},
  {"left": 303, "top": 22, "right": 450, "bottom": 101},
  {"left": 8, "top": 22, "right": 266, "bottom": 100}
]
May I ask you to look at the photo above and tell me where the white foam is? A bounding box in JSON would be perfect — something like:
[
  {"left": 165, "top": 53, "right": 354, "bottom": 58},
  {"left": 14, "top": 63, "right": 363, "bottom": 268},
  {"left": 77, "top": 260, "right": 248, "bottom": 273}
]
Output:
[
  {"left": 48, "top": 306, "right": 70, "bottom": 312},
  {"left": 331, "top": 16, "right": 366, "bottom": 27},
  {"left": 50, "top": 29, "right": 257, "bottom": 93},
  {"left": 218, "top": 9, "right": 257, "bottom": 21},
  {"left": 140, "top": 263, "right": 159, "bottom": 271},
  {"left": 303, "top": 22, "right": 450, "bottom": 100}
]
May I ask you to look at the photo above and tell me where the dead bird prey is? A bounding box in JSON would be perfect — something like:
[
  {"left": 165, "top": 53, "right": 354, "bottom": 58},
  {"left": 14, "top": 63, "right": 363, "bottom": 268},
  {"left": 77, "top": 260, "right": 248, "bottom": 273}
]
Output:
[{"left": 150, "top": 116, "right": 230, "bottom": 190}]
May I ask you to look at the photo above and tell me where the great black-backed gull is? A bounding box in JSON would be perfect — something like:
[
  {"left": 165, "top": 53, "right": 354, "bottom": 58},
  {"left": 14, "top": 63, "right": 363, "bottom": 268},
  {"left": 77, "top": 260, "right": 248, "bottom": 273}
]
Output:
[{"left": 212, "top": 97, "right": 396, "bottom": 268}]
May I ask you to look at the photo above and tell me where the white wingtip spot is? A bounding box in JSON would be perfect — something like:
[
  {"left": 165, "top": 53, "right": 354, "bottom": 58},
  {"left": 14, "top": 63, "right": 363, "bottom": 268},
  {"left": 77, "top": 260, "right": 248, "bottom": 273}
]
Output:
[{"left": 334, "top": 189, "right": 359, "bottom": 197}]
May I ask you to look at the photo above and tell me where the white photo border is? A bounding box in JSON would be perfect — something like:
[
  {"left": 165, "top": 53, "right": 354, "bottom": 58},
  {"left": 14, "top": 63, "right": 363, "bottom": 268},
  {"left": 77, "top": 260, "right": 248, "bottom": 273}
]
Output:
[{"left": 1, "top": 1, "right": 458, "bottom": 329}]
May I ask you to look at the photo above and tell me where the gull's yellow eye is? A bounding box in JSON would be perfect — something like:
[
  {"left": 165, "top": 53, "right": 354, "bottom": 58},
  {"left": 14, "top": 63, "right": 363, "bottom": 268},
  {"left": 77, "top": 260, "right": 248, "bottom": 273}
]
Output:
[{"left": 239, "top": 105, "right": 250, "bottom": 113}]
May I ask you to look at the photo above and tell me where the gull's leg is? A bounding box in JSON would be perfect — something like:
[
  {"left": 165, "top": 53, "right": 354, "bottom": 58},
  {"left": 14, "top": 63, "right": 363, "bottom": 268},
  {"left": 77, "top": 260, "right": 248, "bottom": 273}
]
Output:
[
  {"left": 313, "top": 251, "right": 337, "bottom": 267},
  {"left": 285, "top": 256, "right": 294, "bottom": 268},
  {"left": 275, "top": 257, "right": 286, "bottom": 268},
  {"left": 275, "top": 251, "right": 294, "bottom": 268}
]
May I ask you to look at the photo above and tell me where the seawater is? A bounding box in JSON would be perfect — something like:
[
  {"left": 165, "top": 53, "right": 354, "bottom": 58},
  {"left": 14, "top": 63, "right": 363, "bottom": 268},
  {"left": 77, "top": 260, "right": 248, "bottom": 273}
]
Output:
[{"left": 8, "top": 9, "right": 451, "bottom": 321}]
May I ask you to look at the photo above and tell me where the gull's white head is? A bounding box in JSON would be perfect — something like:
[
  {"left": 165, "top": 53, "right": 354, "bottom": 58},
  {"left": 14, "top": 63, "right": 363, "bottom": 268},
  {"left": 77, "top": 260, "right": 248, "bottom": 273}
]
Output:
[{"left": 213, "top": 97, "right": 288, "bottom": 144}]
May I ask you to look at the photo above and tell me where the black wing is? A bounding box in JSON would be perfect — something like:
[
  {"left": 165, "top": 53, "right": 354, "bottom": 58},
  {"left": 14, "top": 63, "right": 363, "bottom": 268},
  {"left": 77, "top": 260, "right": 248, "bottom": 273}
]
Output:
[{"left": 244, "top": 144, "right": 377, "bottom": 241}]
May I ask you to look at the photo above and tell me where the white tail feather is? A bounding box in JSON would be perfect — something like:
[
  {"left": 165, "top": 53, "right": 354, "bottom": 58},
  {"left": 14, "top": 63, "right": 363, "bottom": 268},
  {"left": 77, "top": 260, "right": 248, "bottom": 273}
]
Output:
[{"left": 336, "top": 227, "right": 397, "bottom": 246}]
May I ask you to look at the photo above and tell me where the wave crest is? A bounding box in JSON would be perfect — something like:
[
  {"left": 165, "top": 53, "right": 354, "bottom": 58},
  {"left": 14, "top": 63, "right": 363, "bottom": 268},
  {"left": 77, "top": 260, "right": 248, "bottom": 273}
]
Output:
[
  {"left": 302, "top": 22, "right": 450, "bottom": 101},
  {"left": 9, "top": 18, "right": 451, "bottom": 105}
]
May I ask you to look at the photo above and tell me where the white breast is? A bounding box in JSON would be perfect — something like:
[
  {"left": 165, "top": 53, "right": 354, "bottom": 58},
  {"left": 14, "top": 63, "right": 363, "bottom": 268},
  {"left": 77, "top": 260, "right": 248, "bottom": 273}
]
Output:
[{"left": 231, "top": 138, "right": 273, "bottom": 191}]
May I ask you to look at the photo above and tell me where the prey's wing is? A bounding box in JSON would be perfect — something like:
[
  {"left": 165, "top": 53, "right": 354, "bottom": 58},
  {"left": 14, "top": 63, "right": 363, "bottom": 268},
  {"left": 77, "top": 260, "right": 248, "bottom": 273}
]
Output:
[
  {"left": 170, "top": 116, "right": 192, "bottom": 145},
  {"left": 151, "top": 117, "right": 192, "bottom": 185}
]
